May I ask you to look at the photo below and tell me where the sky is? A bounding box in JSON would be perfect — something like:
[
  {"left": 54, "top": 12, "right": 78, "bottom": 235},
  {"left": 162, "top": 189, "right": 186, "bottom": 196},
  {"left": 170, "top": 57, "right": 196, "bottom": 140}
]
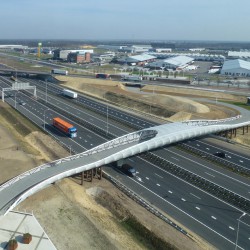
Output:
[{"left": 1, "top": 0, "right": 250, "bottom": 41}]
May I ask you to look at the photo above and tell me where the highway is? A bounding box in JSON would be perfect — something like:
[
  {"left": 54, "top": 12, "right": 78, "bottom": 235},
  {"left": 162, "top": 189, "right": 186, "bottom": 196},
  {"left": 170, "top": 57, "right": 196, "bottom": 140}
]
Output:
[{"left": 0, "top": 75, "right": 250, "bottom": 249}]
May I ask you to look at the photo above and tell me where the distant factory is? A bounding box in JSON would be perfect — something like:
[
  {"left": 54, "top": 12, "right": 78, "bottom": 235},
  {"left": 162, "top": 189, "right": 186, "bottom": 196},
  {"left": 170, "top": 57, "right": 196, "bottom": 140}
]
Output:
[
  {"left": 117, "top": 54, "right": 156, "bottom": 66},
  {"left": 220, "top": 59, "right": 250, "bottom": 77},
  {"left": 147, "top": 55, "right": 194, "bottom": 70},
  {"left": 149, "top": 52, "right": 225, "bottom": 62},
  {"left": 53, "top": 49, "right": 93, "bottom": 63}
]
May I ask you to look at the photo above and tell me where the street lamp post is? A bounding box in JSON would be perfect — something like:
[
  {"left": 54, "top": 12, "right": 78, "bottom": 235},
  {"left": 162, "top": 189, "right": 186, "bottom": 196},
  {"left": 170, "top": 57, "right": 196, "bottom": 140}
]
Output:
[
  {"left": 106, "top": 105, "right": 109, "bottom": 135},
  {"left": 235, "top": 212, "right": 246, "bottom": 250},
  {"left": 45, "top": 80, "right": 48, "bottom": 103},
  {"left": 43, "top": 108, "right": 50, "bottom": 130}
]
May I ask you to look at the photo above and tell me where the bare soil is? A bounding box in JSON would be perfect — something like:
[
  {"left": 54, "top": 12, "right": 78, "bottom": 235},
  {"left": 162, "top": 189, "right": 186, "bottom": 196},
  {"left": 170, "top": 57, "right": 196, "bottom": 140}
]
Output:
[
  {"left": 58, "top": 76, "right": 242, "bottom": 121},
  {"left": 0, "top": 101, "right": 214, "bottom": 250}
]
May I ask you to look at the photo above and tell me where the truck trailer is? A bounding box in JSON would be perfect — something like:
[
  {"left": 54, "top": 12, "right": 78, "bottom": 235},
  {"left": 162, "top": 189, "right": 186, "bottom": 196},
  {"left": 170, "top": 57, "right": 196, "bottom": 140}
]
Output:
[
  {"left": 53, "top": 117, "right": 77, "bottom": 138},
  {"left": 62, "top": 89, "right": 78, "bottom": 99},
  {"left": 51, "top": 69, "right": 68, "bottom": 75},
  {"left": 121, "top": 75, "right": 142, "bottom": 82}
]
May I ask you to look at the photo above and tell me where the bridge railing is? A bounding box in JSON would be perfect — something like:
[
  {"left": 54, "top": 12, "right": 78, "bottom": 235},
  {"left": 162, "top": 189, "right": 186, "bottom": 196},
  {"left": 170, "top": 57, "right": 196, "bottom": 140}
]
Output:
[
  {"left": 0, "top": 130, "right": 143, "bottom": 192},
  {"left": 86, "top": 131, "right": 141, "bottom": 155},
  {"left": 182, "top": 115, "right": 242, "bottom": 126}
]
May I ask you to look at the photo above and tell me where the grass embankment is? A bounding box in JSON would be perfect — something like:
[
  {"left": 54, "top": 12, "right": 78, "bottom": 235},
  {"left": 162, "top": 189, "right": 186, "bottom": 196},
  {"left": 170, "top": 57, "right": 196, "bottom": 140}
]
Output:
[
  {"left": 96, "top": 189, "right": 178, "bottom": 250},
  {"left": 220, "top": 101, "right": 250, "bottom": 111},
  {"left": 0, "top": 103, "right": 41, "bottom": 155}
]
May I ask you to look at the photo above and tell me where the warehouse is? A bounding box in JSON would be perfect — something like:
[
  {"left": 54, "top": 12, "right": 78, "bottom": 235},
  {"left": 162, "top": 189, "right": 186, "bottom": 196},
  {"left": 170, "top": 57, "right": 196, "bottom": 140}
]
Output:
[
  {"left": 117, "top": 54, "right": 156, "bottom": 66},
  {"left": 147, "top": 55, "right": 194, "bottom": 70},
  {"left": 228, "top": 51, "right": 250, "bottom": 59},
  {"left": 220, "top": 59, "right": 250, "bottom": 77},
  {"left": 53, "top": 49, "right": 94, "bottom": 60}
]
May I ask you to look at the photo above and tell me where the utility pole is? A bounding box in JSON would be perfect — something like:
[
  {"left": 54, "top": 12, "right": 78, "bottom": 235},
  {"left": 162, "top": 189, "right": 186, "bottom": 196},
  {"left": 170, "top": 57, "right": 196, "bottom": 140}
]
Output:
[{"left": 106, "top": 104, "right": 109, "bottom": 135}]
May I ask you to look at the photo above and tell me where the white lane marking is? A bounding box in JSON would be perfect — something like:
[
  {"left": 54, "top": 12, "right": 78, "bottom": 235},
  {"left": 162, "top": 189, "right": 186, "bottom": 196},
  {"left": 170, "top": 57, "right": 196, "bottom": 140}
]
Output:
[
  {"left": 168, "top": 190, "right": 173, "bottom": 194},
  {"left": 229, "top": 226, "right": 235, "bottom": 231},
  {"left": 155, "top": 173, "right": 163, "bottom": 178},
  {"left": 165, "top": 148, "right": 250, "bottom": 187},
  {"left": 195, "top": 140, "right": 250, "bottom": 161},
  {"left": 211, "top": 216, "right": 217, "bottom": 220},
  {"left": 248, "top": 237, "right": 250, "bottom": 240},
  {"left": 227, "top": 155, "right": 231, "bottom": 159},
  {"left": 79, "top": 137, "right": 82, "bottom": 139},
  {"left": 181, "top": 198, "right": 186, "bottom": 202},
  {"left": 171, "top": 157, "right": 179, "bottom": 161},
  {"left": 205, "top": 172, "right": 215, "bottom": 178},
  {"left": 87, "top": 135, "right": 92, "bottom": 138},
  {"left": 157, "top": 183, "right": 160, "bottom": 186},
  {"left": 206, "top": 148, "right": 210, "bottom": 150},
  {"left": 146, "top": 177, "right": 149, "bottom": 180},
  {"left": 190, "top": 193, "right": 201, "bottom": 199},
  {"left": 136, "top": 176, "right": 143, "bottom": 182},
  {"left": 239, "top": 160, "right": 244, "bottom": 163},
  {"left": 128, "top": 179, "right": 243, "bottom": 249},
  {"left": 197, "top": 144, "right": 200, "bottom": 146},
  {"left": 196, "top": 207, "right": 200, "bottom": 210},
  {"left": 128, "top": 159, "right": 135, "bottom": 162}
]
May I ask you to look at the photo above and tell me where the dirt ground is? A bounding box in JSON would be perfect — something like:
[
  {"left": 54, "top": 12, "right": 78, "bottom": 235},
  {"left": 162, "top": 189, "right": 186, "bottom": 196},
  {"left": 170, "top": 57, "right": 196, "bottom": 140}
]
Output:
[
  {"left": 58, "top": 76, "right": 243, "bottom": 120},
  {"left": 0, "top": 101, "right": 213, "bottom": 250},
  {"left": 58, "top": 76, "right": 250, "bottom": 145}
]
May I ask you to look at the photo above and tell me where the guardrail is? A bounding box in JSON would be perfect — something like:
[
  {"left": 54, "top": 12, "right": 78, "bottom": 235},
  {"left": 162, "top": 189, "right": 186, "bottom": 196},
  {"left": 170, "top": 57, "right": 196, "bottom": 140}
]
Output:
[
  {"left": 182, "top": 115, "right": 242, "bottom": 126},
  {"left": 104, "top": 172, "right": 189, "bottom": 237},
  {"left": 177, "top": 142, "right": 250, "bottom": 177},
  {"left": 139, "top": 152, "right": 250, "bottom": 213}
]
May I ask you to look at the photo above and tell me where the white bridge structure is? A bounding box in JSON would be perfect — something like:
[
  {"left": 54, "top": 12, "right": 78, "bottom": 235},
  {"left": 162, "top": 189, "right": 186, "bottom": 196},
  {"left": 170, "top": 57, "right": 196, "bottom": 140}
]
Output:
[{"left": 0, "top": 116, "right": 249, "bottom": 216}]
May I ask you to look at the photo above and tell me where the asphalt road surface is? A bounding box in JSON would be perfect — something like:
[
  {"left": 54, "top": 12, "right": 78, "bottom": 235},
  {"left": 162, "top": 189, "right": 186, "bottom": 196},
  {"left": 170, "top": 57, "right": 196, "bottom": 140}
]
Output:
[{"left": 0, "top": 75, "right": 249, "bottom": 249}]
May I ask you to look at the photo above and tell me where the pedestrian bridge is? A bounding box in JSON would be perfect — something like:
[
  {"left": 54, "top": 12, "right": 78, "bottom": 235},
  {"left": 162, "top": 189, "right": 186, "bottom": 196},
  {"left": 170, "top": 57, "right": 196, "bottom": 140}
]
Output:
[{"left": 0, "top": 116, "right": 249, "bottom": 216}]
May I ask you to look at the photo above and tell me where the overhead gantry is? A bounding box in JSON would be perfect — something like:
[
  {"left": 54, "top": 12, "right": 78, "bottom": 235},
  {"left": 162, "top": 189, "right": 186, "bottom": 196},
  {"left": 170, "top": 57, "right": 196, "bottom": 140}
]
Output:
[{"left": 0, "top": 115, "right": 249, "bottom": 216}]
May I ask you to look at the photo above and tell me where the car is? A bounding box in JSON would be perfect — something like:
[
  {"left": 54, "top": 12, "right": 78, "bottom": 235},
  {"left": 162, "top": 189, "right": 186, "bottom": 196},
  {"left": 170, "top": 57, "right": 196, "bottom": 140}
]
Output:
[
  {"left": 19, "top": 101, "right": 26, "bottom": 106},
  {"left": 214, "top": 152, "right": 226, "bottom": 158},
  {"left": 120, "top": 164, "right": 136, "bottom": 177}
]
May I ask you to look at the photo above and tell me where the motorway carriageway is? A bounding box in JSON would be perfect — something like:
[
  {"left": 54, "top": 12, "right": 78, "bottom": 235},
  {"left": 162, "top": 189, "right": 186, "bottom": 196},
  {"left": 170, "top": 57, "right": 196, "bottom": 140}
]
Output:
[
  {"left": 0, "top": 76, "right": 250, "bottom": 249},
  {"left": 22, "top": 77, "right": 250, "bottom": 170},
  {"left": 17, "top": 77, "right": 250, "bottom": 197}
]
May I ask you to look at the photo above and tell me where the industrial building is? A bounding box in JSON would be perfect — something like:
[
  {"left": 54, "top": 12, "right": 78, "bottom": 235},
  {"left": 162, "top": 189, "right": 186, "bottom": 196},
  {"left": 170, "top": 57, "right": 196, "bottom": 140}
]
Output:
[
  {"left": 228, "top": 51, "right": 250, "bottom": 59},
  {"left": 117, "top": 54, "right": 156, "bottom": 66},
  {"left": 220, "top": 59, "right": 250, "bottom": 77},
  {"left": 149, "top": 52, "right": 225, "bottom": 62},
  {"left": 147, "top": 55, "right": 194, "bottom": 70},
  {"left": 97, "top": 44, "right": 151, "bottom": 53},
  {"left": 67, "top": 52, "right": 91, "bottom": 63},
  {"left": 53, "top": 49, "right": 94, "bottom": 61}
]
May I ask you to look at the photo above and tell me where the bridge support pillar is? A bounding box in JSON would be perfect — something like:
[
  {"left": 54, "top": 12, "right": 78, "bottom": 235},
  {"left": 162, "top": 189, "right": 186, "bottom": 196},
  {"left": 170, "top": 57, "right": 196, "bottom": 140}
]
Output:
[{"left": 98, "top": 167, "right": 102, "bottom": 180}]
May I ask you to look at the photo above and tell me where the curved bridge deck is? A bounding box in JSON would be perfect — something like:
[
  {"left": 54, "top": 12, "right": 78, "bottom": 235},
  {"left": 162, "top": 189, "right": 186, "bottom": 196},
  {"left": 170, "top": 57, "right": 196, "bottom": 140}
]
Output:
[{"left": 0, "top": 116, "right": 249, "bottom": 216}]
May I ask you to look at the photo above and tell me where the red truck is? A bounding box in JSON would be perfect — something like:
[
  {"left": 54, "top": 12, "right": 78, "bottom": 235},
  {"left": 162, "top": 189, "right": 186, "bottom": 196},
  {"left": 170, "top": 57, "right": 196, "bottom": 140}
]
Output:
[{"left": 53, "top": 117, "right": 77, "bottom": 138}]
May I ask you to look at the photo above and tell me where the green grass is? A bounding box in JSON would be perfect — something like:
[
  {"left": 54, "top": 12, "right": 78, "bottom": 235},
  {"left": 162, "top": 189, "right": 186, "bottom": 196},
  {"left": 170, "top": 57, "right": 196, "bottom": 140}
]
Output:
[{"left": 220, "top": 101, "right": 250, "bottom": 111}]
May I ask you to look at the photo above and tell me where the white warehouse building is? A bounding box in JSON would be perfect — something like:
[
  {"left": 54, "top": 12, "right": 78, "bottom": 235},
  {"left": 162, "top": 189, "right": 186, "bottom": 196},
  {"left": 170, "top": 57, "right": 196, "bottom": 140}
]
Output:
[
  {"left": 220, "top": 59, "right": 250, "bottom": 77},
  {"left": 147, "top": 55, "right": 194, "bottom": 70}
]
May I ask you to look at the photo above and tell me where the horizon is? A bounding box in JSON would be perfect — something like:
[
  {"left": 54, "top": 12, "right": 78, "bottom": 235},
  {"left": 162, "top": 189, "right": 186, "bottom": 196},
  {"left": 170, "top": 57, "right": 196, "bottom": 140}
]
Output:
[{"left": 1, "top": 0, "right": 250, "bottom": 41}]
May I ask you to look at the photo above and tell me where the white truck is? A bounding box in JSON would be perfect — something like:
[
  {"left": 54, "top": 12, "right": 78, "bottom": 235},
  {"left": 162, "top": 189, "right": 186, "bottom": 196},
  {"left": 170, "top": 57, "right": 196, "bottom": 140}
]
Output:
[
  {"left": 62, "top": 89, "right": 78, "bottom": 99},
  {"left": 121, "top": 75, "right": 142, "bottom": 82},
  {"left": 51, "top": 69, "right": 68, "bottom": 75}
]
